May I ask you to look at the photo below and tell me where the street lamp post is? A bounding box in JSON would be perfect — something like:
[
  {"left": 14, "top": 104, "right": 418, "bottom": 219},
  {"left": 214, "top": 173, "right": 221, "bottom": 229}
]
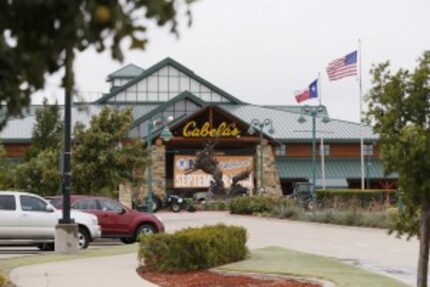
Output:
[
  {"left": 364, "top": 145, "right": 372, "bottom": 189},
  {"left": 248, "top": 119, "right": 275, "bottom": 195},
  {"left": 297, "top": 105, "right": 330, "bottom": 203},
  {"left": 366, "top": 160, "right": 371, "bottom": 189},
  {"left": 146, "top": 116, "right": 173, "bottom": 214}
]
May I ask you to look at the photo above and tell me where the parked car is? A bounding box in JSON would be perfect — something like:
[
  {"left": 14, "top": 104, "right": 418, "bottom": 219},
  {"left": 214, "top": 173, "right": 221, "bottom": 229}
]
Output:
[
  {"left": 48, "top": 195, "right": 165, "bottom": 244},
  {"left": 0, "top": 191, "right": 101, "bottom": 250}
]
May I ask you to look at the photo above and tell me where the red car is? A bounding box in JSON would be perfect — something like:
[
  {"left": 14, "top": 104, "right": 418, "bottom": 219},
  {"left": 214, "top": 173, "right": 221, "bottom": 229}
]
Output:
[{"left": 49, "top": 195, "right": 165, "bottom": 244}]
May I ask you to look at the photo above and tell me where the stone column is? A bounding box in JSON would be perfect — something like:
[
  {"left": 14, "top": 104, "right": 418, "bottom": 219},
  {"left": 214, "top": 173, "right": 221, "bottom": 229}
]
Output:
[
  {"left": 139, "top": 139, "right": 167, "bottom": 200},
  {"left": 255, "top": 139, "right": 282, "bottom": 197},
  {"left": 118, "top": 182, "right": 132, "bottom": 209}
]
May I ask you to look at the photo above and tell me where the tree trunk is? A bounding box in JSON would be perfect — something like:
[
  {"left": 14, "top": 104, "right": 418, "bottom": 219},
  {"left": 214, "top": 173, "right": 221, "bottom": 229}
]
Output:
[{"left": 418, "top": 199, "right": 430, "bottom": 287}]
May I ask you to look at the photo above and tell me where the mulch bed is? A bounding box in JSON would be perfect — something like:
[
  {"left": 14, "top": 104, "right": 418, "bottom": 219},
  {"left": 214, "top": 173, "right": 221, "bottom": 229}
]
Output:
[{"left": 137, "top": 267, "right": 320, "bottom": 287}]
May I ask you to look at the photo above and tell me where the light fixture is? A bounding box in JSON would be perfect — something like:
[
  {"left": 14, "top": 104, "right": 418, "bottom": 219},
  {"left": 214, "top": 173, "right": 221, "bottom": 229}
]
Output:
[
  {"left": 160, "top": 126, "right": 173, "bottom": 141},
  {"left": 248, "top": 126, "right": 255, "bottom": 135},
  {"left": 322, "top": 116, "right": 330, "bottom": 123},
  {"left": 268, "top": 126, "right": 275, "bottom": 135},
  {"left": 298, "top": 115, "right": 306, "bottom": 124}
]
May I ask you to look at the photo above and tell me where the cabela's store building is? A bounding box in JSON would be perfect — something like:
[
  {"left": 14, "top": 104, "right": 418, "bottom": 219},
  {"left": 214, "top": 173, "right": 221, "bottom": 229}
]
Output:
[{"left": 0, "top": 58, "right": 397, "bottom": 197}]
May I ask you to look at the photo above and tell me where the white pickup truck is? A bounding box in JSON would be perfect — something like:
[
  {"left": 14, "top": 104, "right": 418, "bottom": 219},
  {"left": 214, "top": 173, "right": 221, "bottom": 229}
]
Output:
[{"left": 0, "top": 191, "right": 101, "bottom": 250}]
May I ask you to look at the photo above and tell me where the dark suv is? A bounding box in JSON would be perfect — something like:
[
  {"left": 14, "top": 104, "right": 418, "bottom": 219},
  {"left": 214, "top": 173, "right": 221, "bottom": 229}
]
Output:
[{"left": 48, "top": 195, "right": 165, "bottom": 244}]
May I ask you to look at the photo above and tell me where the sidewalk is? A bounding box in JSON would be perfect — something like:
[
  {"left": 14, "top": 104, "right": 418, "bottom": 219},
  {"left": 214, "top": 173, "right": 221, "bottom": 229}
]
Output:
[{"left": 10, "top": 253, "right": 158, "bottom": 287}]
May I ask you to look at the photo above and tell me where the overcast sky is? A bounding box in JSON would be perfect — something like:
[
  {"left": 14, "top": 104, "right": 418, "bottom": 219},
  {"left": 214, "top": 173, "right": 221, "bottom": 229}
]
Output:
[{"left": 36, "top": 0, "right": 430, "bottom": 123}]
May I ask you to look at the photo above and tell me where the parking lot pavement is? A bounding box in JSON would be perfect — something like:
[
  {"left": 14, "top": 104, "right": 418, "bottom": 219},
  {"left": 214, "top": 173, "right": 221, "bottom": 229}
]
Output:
[
  {"left": 2, "top": 211, "right": 420, "bottom": 286},
  {"left": 0, "top": 247, "right": 41, "bottom": 259},
  {"left": 158, "top": 210, "right": 419, "bottom": 286},
  {"left": 0, "top": 239, "right": 123, "bottom": 259}
]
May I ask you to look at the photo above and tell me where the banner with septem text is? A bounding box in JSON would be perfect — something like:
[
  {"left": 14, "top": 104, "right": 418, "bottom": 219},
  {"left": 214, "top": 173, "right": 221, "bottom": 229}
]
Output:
[{"left": 174, "top": 155, "right": 254, "bottom": 189}]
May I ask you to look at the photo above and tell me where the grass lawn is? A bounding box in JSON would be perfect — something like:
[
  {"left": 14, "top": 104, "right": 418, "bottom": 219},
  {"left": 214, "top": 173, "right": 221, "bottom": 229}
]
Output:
[
  {"left": 0, "top": 243, "right": 138, "bottom": 273},
  {"left": 219, "top": 246, "right": 410, "bottom": 287},
  {"left": 1, "top": 245, "right": 410, "bottom": 287}
]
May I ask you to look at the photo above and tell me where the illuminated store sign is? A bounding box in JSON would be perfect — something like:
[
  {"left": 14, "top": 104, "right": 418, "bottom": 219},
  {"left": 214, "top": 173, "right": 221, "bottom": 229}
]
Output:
[{"left": 182, "top": 121, "right": 240, "bottom": 138}]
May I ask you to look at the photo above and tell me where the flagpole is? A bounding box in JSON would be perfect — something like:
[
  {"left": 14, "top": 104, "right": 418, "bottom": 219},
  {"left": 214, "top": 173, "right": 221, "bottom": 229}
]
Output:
[
  {"left": 318, "top": 72, "right": 322, "bottom": 105},
  {"left": 359, "top": 39, "right": 365, "bottom": 190}
]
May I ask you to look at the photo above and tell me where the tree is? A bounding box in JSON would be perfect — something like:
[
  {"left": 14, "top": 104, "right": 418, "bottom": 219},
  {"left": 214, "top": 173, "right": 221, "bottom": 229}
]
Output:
[
  {"left": 72, "top": 106, "right": 147, "bottom": 196},
  {"left": 25, "top": 98, "right": 63, "bottom": 159},
  {"left": 0, "top": 0, "right": 192, "bottom": 128},
  {"left": 12, "top": 98, "right": 63, "bottom": 195},
  {"left": 14, "top": 149, "right": 61, "bottom": 196},
  {"left": 366, "top": 51, "right": 430, "bottom": 287},
  {"left": 0, "top": 144, "right": 15, "bottom": 189}
]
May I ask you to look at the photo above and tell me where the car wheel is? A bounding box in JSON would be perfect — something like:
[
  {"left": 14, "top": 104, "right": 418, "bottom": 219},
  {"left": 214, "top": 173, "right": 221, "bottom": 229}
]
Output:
[
  {"left": 143, "top": 196, "right": 162, "bottom": 212},
  {"left": 78, "top": 227, "right": 90, "bottom": 249},
  {"left": 120, "top": 237, "right": 136, "bottom": 244},
  {"left": 171, "top": 203, "right": 181, "bottom": 213},
  {"left": 153, "top": 196, "right": 163, "bottom": 212},
  {"left": 135, "top": 224, "right": 156, "bottom": 241}
]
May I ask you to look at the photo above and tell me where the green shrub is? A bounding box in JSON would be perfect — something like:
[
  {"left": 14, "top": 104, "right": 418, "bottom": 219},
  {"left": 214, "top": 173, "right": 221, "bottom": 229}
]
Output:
[
  {"left": 0, "top": 272, "right": 8, "bottom": 287},
  {"left": 138, "top": 224, "right": 248, "bottom": 272},
  {"left": 270, "top": 204, "right": 304, "bottom": 219},
  {"left": 229, "top": 196, "right": 280, "bottom": 214},
  {"left": 304, "top": 209, "right": 394, "bottom": 229},
  {"left": 199, "top": 200, "right": 229, "bottom": 211},
  {"left": 317, "top": 189, "right": 394, "bottom": 209}
]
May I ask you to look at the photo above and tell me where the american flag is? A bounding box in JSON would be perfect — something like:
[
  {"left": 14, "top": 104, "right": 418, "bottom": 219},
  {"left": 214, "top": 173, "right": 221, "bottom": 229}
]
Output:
[{"left": 326, "top": 51, "right": 358, "bottom": 81}]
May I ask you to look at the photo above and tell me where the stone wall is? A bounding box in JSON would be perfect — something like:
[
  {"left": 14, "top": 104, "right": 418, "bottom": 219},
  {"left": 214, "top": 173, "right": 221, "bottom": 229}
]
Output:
[
  {"left": 255, "top": 139, "right": 282, "bottom": 197},
  {"left": 118, "top": 182, "right": 132, "bottom": 209}
]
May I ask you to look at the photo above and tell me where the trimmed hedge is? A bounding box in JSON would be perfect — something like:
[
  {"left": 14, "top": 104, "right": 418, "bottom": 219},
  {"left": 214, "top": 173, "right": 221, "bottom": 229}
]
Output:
[
  {"left": 138, "top": 224, "right": 248, "bottom": 272},
  {"left": 317, "top": 189, "right": 395, "bottom": 207},
  {"left": 229, "top": 196, "right": 279, "bottom": 215}
]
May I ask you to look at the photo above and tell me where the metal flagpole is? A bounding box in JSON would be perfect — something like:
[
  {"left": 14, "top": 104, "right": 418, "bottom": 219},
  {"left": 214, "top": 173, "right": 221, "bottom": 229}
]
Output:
[
  {"left": 358, "top": 39, "right": 365, "bottom": 190},
  {"left": 321, "top": 136, "right": 326, "bottom": 189},
  {"left": 318, "top": 72, "right": 322, "bottom": 105}
]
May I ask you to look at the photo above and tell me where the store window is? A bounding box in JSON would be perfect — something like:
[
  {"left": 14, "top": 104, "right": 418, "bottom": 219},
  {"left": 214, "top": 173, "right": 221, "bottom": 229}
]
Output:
[
  {"left": 364, "top": 144, "right": 374, "bottom": 156},
  {"left": 319, "top": 144, "right": 330, "bottom": 156},
  {"left": 275, "top": 145, "right": 286, "bottom": 156}
]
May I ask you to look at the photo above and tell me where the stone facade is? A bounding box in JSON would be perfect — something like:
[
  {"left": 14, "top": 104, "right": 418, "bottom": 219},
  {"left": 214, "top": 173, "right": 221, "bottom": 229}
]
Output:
[
  {"left": 118, "top": 182, "right": 132, "bottom": 209},
  {"left": 138, "top": 140, "right": 167, "bottom": 200},
  {"left": 255, "top": 139, "right": 282, "bottom": 197}
]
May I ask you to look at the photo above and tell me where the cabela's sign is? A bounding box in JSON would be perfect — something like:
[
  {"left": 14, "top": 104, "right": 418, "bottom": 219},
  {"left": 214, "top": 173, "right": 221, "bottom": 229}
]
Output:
[{"left": 182, "top": 121, "right": 241, "bottom": 138}]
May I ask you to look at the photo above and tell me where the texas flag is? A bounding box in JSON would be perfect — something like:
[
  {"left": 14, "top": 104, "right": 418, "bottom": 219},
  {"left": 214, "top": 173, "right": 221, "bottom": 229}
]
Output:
[{"left": 295, "top": 79, "right": 318, "bottom": 103}]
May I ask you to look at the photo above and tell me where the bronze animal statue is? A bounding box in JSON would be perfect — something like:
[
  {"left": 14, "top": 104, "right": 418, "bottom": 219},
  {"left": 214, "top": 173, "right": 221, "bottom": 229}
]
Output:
[
  {"left": 185, "top": 140, "right": 251, "bottom": 198},
  {"left": 185, "top": 141, "right": 225, "bottom": 196}
]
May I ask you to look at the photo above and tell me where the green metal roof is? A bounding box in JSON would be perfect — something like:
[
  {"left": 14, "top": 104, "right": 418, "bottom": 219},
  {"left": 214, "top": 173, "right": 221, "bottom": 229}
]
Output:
[
  {"left": 276, "top": 158, "right": 397, "bottom": 179},
  {"left": 95, "top": 57, "right": 244, "bottom": 105},
  {"left": 0, "top": 104, "right": 159, "bottom": 143},
  {"left": 263, "top": 105, "right": 329, "bottom": 117},
  {"left": 2, "top": 101, "right": 378, "bottom": 143},
  {"left": 107, "top": 64, "right": 144, "bottom": 80},
  {"left": 220, "top": 104, "right": 377, "bottom": 142}
]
